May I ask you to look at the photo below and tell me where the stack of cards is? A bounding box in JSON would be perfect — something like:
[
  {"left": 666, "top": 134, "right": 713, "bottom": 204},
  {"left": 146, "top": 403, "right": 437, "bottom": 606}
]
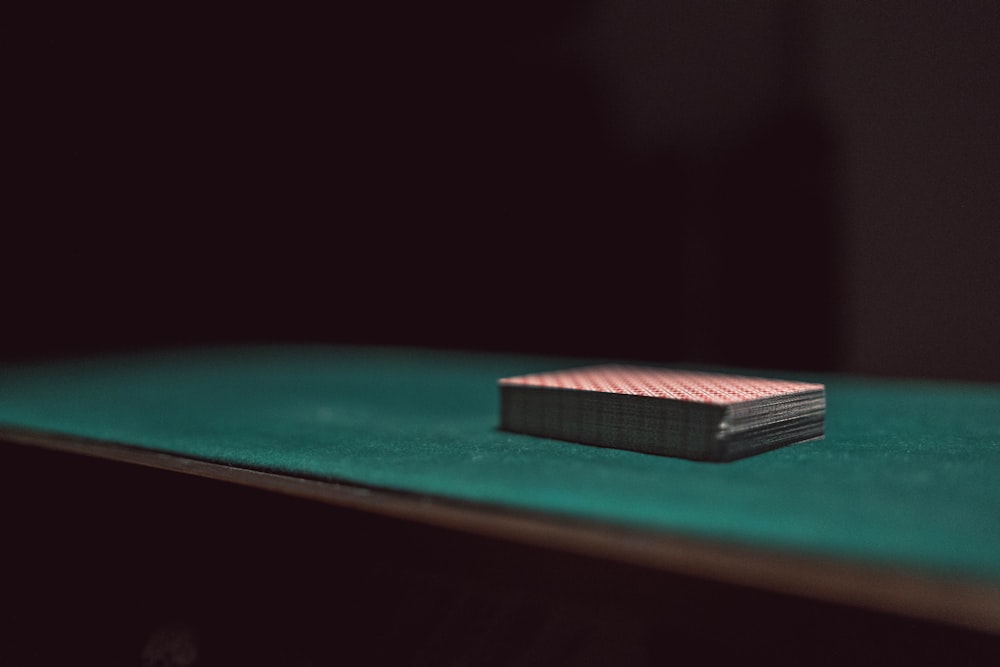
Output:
[{"left": 499, "top": 365, "right": 825, "bottom": 462}]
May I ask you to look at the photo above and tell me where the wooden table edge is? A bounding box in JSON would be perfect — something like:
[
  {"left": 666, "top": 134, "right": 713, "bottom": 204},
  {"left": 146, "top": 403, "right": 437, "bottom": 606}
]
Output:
[{"left": 3, "top": 426, "right": 998, "bottom": 636}]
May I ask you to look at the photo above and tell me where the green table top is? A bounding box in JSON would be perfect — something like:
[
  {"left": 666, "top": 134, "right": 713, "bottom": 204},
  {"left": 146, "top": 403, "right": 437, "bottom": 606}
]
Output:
[{"left": 2, "top": 346, "right": 999, "bottom": 586}]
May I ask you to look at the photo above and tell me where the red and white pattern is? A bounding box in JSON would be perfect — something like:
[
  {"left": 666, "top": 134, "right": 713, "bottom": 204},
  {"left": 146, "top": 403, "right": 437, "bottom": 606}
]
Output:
[{"left": 500, "top": 365, "right": 823, "bottom": 405}]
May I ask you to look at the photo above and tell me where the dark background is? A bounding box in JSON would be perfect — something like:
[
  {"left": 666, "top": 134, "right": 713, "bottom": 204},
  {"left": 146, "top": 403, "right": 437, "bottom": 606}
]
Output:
[{"left": 7, "top": 1, "right": 1000, "bottom": 381}]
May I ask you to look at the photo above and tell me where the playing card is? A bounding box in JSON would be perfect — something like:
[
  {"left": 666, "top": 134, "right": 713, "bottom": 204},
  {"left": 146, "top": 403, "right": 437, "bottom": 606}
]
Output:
[{"left": 499, "top": 365, "right": 825, "bottom": 461}]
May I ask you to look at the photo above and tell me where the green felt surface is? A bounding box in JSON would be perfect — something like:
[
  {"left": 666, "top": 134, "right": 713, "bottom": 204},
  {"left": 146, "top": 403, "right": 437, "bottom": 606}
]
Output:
[{"left": 1, "top": 346, "right": 999, "bottom": 583}]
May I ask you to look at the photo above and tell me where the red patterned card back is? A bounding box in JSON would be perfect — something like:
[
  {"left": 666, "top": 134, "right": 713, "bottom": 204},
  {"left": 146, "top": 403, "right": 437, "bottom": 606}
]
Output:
[{"left": 499, "top": 365, "right": 823, "bottom": 405}]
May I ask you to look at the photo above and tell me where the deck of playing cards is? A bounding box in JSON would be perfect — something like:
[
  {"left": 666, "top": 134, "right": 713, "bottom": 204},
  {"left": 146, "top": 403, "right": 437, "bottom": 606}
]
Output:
[{"left": 498, "top": 365, "right": 825, "bottom": 462}]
